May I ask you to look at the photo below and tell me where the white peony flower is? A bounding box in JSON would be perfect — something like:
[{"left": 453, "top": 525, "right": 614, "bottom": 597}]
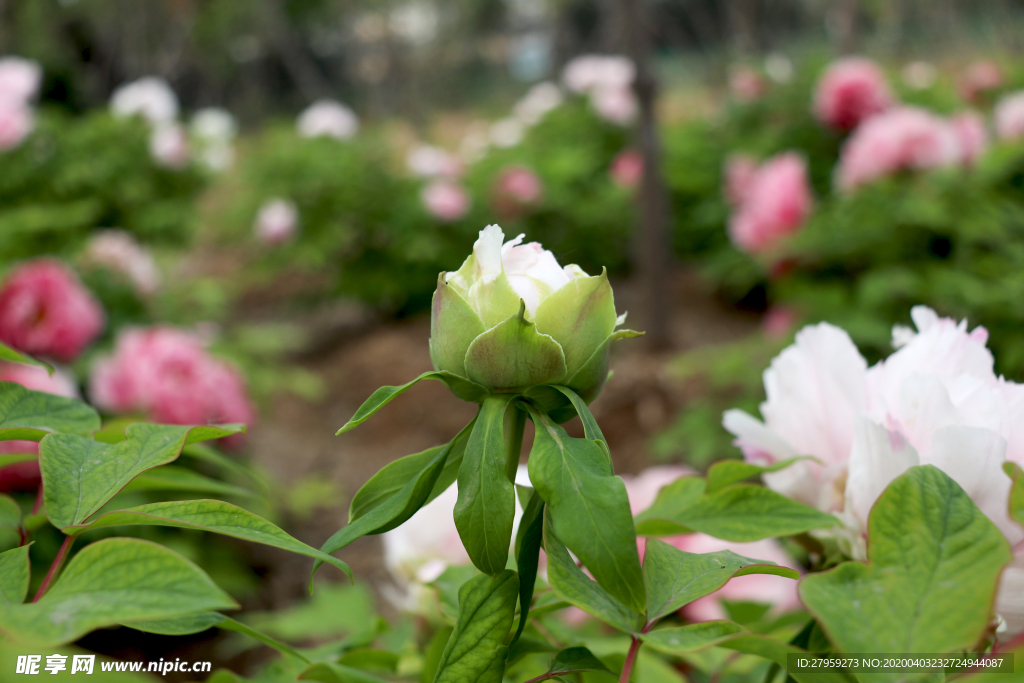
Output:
[
  {"left": 0, "top": 56, "right": 42, "bottom": 105},
  {"left": 296, "top": 99, "right": 359, "bottom": 140},
  {"left": 110, "top": 77, "right": 179, "bottom": 126}
]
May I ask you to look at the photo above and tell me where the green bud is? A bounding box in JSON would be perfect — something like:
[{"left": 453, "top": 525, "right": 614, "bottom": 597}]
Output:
[{"left": 429, "top": 225, "right": 641, "bottom": 412}]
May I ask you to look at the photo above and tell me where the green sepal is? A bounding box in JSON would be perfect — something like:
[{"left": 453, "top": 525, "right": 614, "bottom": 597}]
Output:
[
  {"left": 455, "top": 395, "right": 518, "bottom": 576},
  {"left": 564, "top": 329, "right": 643, "bottom": 404},
  {"left": 464, "top": 301, "right": 567, "bottom": 390},
  {"left": 1006, "top": 461, "right": 1024, "bottom": 529},
  {"left": 533, "top": 269, "right": 618, "bottom": 379},
  {"left": 430, "top": 273, "right": 488, "bottom": 379}
]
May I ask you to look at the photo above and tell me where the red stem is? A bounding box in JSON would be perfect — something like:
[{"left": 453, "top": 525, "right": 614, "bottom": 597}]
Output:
[
  {"left": 31, "top": 481, "right": 44, "bottom": 515},
  {"left": 32, "top": 535, "right": 73, "bottom": 602},
  {"left": 619, "top": 636, "right": 643, "bottom": 683}
]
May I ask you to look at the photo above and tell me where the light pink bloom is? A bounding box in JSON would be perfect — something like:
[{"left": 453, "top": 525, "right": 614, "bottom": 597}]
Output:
[
  {"left": 296, "top": 100, "right": 359, "bottom": 140},
  {"left": 0, "top": 56, "right": 42, "bottom": 105},
  {"left": 836, "top": 107, "right": 960, "bottom": 191},
  {"left": 492, "top": 165, "right": 543, "bottom": 218},
  {"left": 590, "top": 85, "right": 637, "bottom": 126},
  {"left": 610, "top": 148, "right": 644, "bottom": 189},
  {"left": 997, "top": 548, "right": 1024, "bottom": 640},
  {"left": 406, "top": 145, "right": 463, "bottom": 178},
  {"left": 761, "top": 306, "right": 798, "bottom": 339},
  {"left": 728, "top": 153, "right": 812, "bottom": 253},
  {"left": 149, "top": 123, "right": 189, "bottom": 169},
  {"left": 562, "top": 55, "right": 635, "bottom": 94},
  {"left": 489, "top": 118, "right": 524, "bottom": 148},
  {"left": 254, "top": 198, "right": 299, "bottom": 246},
  {"left": 950, "top": 111, "right": 989, "bottom": 165},
  {"left": 421, "top": 180, "right": 470, "bottom": 222},
  {"left": 110, "top": 77, "right": 179, "bottom": 126},
  {"left": 81, "top": 230, "right": 161, "bottom": 296},
  {"left": 723, "top": 154, "right": 759, "bottom": 206},
  {"left": 729, "top": 66, "right": 767, "bottom": 103},
  {"left": 995, "top": 91, "right": 1024, "bottom": 141},
  {"left": 813, "top": 57, "right": 893, "bottom": 130},
  {"left": 959, "top": 61, "right": 1004, "bottom": 104},
  {"left": 0, "top": 101, "right": 32, "bottom": 151},
  {"left": 90, "top": 327, "right": 255, "bottom": 435},
  {"left": 0, "top": 362, "right": 78, "bottom": 398},
  {"left": 0, "top": 260, "right": 104, "bottom": 362},
  {"left": 513, "top": 81, "right": 563, "bottom": 126}
]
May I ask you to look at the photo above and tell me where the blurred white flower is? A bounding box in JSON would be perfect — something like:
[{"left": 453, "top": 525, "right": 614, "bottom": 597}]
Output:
[
  {"left": 490, "top": 117, "right": 524, "bottom": 148},
  {"left": 590, "top": 86, "right": 638, "bottom": 126},
  {"left": 562, "top": 55, "right": 635, "bottom": 94},
  {"left": 296, "top": 99, "right": 359, "bottom": 140},
  {"left": 110, "top": 77, "right": 179, "bottom": 126},
  {"left": 191, "top": 107, "right": 237, "bottom": 144},
  {"left": 902, "top": 61, "right": 937, "bottom": 90},
  {"left": 82, "top": 229, "right": 161, "bottom": 296},
  {"left": 513, "top": 81, "right": 563, "bottom": 126},
  {"left": 406, "top": 144, "right": 463, "bottom": 178},
  {"left": 0, "top": 56, "right": 42, "bottom": 105},
  {"left": 389, "top": 2, "right": 438, "bottom": 45},
  {"left": 459, "top": 122, "right": 491, "bottom": 163},
  {"left": 254, "top": 198, "right": 299, "bottom": 246},
  {"left": 995, "top": 91, "right": 1024, "bottom": 141},
  {"left": 149, "top": 123, "right": 189, "bottom": 169},
  {"left": 764, "top": 53, "right": 793, "bottom": 83}
]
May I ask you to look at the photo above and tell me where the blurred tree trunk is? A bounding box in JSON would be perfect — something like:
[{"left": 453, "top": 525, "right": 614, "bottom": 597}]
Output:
[
  {"left": 259, "top": 0, "right": 331, "bottom": 101},
  {"left": 827, "top": 0, "right": 861, "bottom": 54},
  {"left": 615, "top": 0, "right": 674, "bottom": 351},
  {"left": 726, "top": 0, "right": 758, "bottom": 54}
]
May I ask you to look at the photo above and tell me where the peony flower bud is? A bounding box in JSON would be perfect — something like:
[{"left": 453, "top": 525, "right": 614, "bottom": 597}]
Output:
[{"left": 429, "top": 225, "right": 639, "bottom": 408}]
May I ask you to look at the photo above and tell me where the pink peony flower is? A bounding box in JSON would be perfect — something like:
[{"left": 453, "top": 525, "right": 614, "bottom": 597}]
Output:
[
  {"left": 0, "top": 100, "right": 32, "bottom": 151},
  {"left": 149, "top": 123, "right": 189, "bottom": 169},
  {"left": 836, "top": 107, "right": 960, "bottom": 192},
  {"left": 0, "top": 260, "right": 104, "bottom": 362},
  {"left": 729, "top": 66, "right": 767, "bottom": 103},
  {"left": 296, "top": 100, "right": 359, "bottom": 140},
  {"left": 562, "top": 55, "right": 635, "bottom": 94},
  {"left": 813, "top": 57, "right": 893, "bottom": 131},
  {"left": 421, "top": 180, "right": 470, "bottom": 222},
  {"left": 611, "top": 148, "right": 644, "bottom": 189},
  {"left": 723, "top": 153, "right": 759, "bottom": 206},
  {"left": 81, "top": 230, "right": 161, "bottom": 296},
  {"left": 90, "top": 327, "right": 255, "bottom": 437},
  {"left": 727, "top": 153, "right": 813, "bottom": 254},
  {"left": 950, "top": 111, "right": 989, "bottom": 166},
  {"left": 0, "top": 56, "right": 42, "bottom": 105},
  {"left": 406, "top": 145, "right": 463, "bottom": 179},
  {"left": 110, "top": 77, "right": 179, "bottom": 126},
  {"left": 492, "top": 165, "right": 543, "bottom": 218},
  {"left": 513, "top": 81, "right": 563, "bottom": 126},
  {"left": 995, "top": 91, "right": 1024, "bottom": 141},
  {"left": 761, "top": 306, "right": 798, "bottom": 339},
  {"left": 253, "top": 198, "right": 299, "bottom": 246},
  {"left": 959, "top": 60, "right": 1004, "bottom": 104},
  {"left": 590, "top": 86, "right": 638, "bottom": 126}
]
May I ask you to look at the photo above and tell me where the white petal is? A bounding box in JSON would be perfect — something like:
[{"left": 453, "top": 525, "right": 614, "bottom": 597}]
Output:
[
  {"left": 615, "top": 312, "right": 628, "bottom": 328},
  {"left": 474, "top": 224, "right": 506, "bottom": 283},
  {"left": 996, "top": 551, "right": 1024, "bottom": 641},
  {"left": 501, "top": 233, "right": 525, "bottom": 258},
  {"left": 844, "top": 416, "right": 919, "bottom": 529},
  {"left": 722, "top": 409, "right": 797, "bottom": 464}
]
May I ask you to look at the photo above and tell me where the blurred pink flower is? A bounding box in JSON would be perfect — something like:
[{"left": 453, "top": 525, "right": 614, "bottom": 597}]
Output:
[
  {"left": 82, "top": 230, "right": 161, "bottom": 295},
  {"left": 0, "top": 260, "right": 104, "bottom": 362},
  {"left": 296, "top": 100, "right": 359, "bottom": 140},
  {"left": 723, "top": 153, "right": 759, "bottom": 206},
  {"left": 0, "top": 361, "right": 79, "bottom": 464},
  {"left": 610, "top": 148, "right": 644, "bottom": 189},
  {"left": 761, "top": 306, "right": 798, "bottom": 339},
  {"left": 562, "top": 55, "right": 635, "bottom": 94},
  {"left": 149, "top": 123, "right": 189, "bottom": 169},
  {"left": 623, "top": 466, "right": 694, "bottom": 514},
  {"left": 406, "top": 144, "right": 463, "bottom": 179},
  {"left": 813, "top": 57, "right": 893, "bottom": 130},
  {"left": 836, "top": 107, "right": 960, "bottom": 192},
  {"left": 492, "top": 165, "right": 543, "bottom": 218},
  {"left": 959, "top": 60, "right": 1004, "bottom": 104},
  {"left": 90, "top": 327, "right": 255, "bottom": 438},
  {"left": 995, "top": 91, "right": 1024, "bottom": 141},
  {"left": 0, "top": 101, "right": 32, "bottom": 151},
  {"left": 729, "top": 66, "right": 767, "bottom": 103},
  {"left": 727, "top": 153, "right": 812, "bottom": 254},
  {"left": 950, "top": 110, "right": 989, "bottom": 165},
  {"left": 590, "top": 86, "right": 638, "bottom": 126},
  {"left": 254, "top": 198, "right": 299, "bottom": 246},
  {"left": 0, "top": 56, "right": 42, "bottom": 105},
  {"left": 421, "top": 180, "right": 470, "bottom": 222}
]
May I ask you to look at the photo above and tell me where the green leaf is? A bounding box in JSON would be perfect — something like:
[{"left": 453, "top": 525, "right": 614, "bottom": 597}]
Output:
[
  {"left": 550, "top": 384, "right": 608, "bottom": 449},
  {"left": 124, "top": 612, "right": 226, "bottom": 635},
  {"left": 635, "top": 478, "right": 837, "bottom": 541},
  {"left": 348, "top": 443, "right": 461, "bottom": 522},
  {"left": 182, "top": 442, "right": 269, "bottom": 495},
  {"left": 527, "top": 407, "right": 645, "bottom": 613},
  {"left": 546, "top": 646, "right": 616, "bottom": 678},
  {"left": 705, "top": 458, "right": 806, "bottom": 493},
  {"left": 0, "top": 538, "right": 238, "bottom": 647},
  {"left": 455, "top": 395, "right": 517, "bottom": 575},
  {"left": 543, "top": 509, "right": 642, "bottom": 634},
  {"left": 640, "top": 621, "right": 745, "bottom": 654},
  {"left": 122, "top": 464, "right": 258, "bottom": 499},
  {"left": 0, "top": 382, "right": 100, "bottom": 441},
  {"left": 564, "top": 328, "right": 644, "bottom": 404},
  {"left": 642, "top": 538, "right": 798, "bottom": 623},
  {"left": 337, "top": 371, "right": 487, "bottom": 434},
  {"left": 1006, "top": 462, "right": 1024, "bottom": 529},
  {"left": 219, "top": 616, "right": 311, "bottom": 664},
  {"left": 314, "top": 420, "right": 474, "bottom": 582},
  {"left": 719, "top": 634, "right": 856, "bottom": 683},
  {"left": 510, "top": 487, "right": 544, "bottom": 648},
  {"left": 300, "top": 662, "right": 391, "bottom": 683},
  {"left": 64, "top": 498, "right": 353, "bottom": 581},
  {"left": 799, "top": 465, "right": 1012, "bottom": 670},
  {"left": 0, "top": 545, "right": 30, "bottom": 605},
  {"left": 0, "top": 343, "right": 51, "bottom": 372},
  {"left": 432, "top": 570, "right": 519, "bottom": 683},
  {"left": 0, "top": 493, "right": 21, "bottom": 530},
  {"left": 41, "top": 422, "right": 244, "bottom": 529},
  {"left": 463, "top": 301, "right": 568, "bottom": 389}
]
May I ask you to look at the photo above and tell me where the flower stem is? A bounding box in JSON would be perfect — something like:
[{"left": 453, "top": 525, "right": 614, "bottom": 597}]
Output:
[
  {"left": 32, "top": 534, "right": 73, "bottom": 602},
  {"left": 31, "top": 482, "right": 44, "bottom": 515},
  {"left": 619, "top": 636, "right": 643, "bottom": 683}
]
